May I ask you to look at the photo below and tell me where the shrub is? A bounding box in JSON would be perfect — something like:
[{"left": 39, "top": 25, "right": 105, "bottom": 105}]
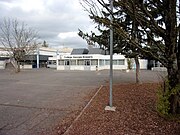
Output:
[
  {"left": 157, "top": 80, "right": 170, "bottom": 115},
  {"left": 127, "top": 58, "right": 133, "bottom": 70},
  {"left": 157, "top": 79, "right": 180, "bottom": 116}
]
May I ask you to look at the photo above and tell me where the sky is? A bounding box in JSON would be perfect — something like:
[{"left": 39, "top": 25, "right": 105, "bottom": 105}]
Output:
[{"left": 0, "top": 0, "right": 96, "bottom": 48}]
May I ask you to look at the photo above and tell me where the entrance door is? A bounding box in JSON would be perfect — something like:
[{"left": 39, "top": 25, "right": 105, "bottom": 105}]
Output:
[
  {"left": 64, "top": 60, "right": 70, "bottom": 70},
  {"left": 84, "top": 60, "right": 91, "bottom": 70}
]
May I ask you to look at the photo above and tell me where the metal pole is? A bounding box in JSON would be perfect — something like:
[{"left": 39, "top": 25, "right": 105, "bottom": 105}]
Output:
[
  {"left": 37, "top": 47, "right": 39, "bottom": 69},
  {"left": 109, "top": 0, "right": 113, "bottom": 107}
]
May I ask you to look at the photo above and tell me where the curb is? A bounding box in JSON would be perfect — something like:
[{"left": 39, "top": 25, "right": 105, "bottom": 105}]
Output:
[{"left": 63, "top": 85, "right": 104, "bottom": 135}]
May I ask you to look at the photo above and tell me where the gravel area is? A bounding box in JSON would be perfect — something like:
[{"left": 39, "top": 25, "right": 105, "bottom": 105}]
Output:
[{"left": 55, "top": 83, "right": 180, "bottom": 135}]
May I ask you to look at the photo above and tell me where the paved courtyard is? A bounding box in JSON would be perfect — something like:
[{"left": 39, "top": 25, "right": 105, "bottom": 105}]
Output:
[{"left": 0, "top": 69, "right": 165, "bottom": 135}]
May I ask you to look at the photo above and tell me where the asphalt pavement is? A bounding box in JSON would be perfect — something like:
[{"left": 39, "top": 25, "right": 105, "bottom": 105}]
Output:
[{"left": 0, "top": 69, "right": 165, "bottom": 135}]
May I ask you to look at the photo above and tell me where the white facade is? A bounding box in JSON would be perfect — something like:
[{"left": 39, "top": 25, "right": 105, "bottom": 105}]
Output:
[
  {"left": 0, "top": 47, "right": 73, "bottom": 69},
  {"left": 139, "top": 59, "right": 148, "bottom": 69},
  {"left": 132, "top": 59, "right": 148, "bottom": 69},
  {"left": 0, "top": 61, "right": 6, "bottom": 69},
  {"left": 47, "top": 54, "right": 149, "bottom": 71},
  {"left": 48, "top": 54, "right": 128, "bottom": 71},
  {"left": 0, "top": 46, "right": 149, "bottom": 71},
  {"left": 0, "top": 47, "right": 9, "bottom": 56},
  {"left": 36, "top": 47, "right": 72, "bottom": 56}
]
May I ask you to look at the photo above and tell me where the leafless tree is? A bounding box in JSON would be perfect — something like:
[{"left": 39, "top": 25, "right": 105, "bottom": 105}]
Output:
[{"left": 0, "top": 18, "right": 39, "bottom": 72}]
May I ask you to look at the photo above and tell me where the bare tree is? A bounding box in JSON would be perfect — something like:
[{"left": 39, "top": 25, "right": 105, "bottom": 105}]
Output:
[
  {"left": 0, "top": 18, "right": 39, "bottom": 72},
  {"left": 41, "top": 40, "right": 49, "bottom": 47}
]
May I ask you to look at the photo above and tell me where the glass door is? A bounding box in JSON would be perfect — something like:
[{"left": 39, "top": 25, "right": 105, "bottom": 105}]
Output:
[
  {"left": 64, "top": 60, "right": 70, "bottom": 70},
  {"left": 84, "top": 60, "right": 91, "bottom": 70}
]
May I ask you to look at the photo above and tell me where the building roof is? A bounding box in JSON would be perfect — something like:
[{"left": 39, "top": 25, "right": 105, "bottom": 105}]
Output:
[
  {"left": 60, "top": 47, "right": 73, "bottom": 53},
  {"left": 39, "top": 47, "right": 72, "bottom": 53},
  {"left": 71, "top": 48, "right": 108, "bottom": 55},
  {"left": 88, "top": 48, "right": 107, "bottom": 55},
  {"left": 71, "top": 48, "right": 89, "bottom": 55},
  {"left": 24, "top": 55, "right": 52, "bottom": 61}
]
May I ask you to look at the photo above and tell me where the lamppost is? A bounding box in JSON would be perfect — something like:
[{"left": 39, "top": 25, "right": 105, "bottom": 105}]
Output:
[{"left": 105, "top": 0, "right": 116, "bottom": 111}]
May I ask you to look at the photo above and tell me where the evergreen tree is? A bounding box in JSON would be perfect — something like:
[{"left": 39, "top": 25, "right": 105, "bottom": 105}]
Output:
[{"left": 80, "top": 0, "right": 180, "bottom": 114}]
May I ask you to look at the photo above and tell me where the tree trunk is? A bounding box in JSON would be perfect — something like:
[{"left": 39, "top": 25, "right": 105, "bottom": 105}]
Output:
[
  {"left": 163, "top": 0, "right": 179, "bottom": 114},
  {"left": 167, "top": 24, "right": 180, "bottom": 114},
  {"left": 134, "top": 56, "right": 140, "bottom": 84},
  {"left": 177, "top": 22, "right": 180, "bottom": 114},
  {"left": 167, "top": 66, "right": 180, "bottom": 114},
  {"left": 17, "top": 61, "right": 20, "bottom": 72}
]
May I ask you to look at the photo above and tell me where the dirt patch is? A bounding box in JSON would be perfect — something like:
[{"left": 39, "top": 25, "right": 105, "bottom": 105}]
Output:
[{"left": 55, "top": 83, "right": 180, "bottom": 135}]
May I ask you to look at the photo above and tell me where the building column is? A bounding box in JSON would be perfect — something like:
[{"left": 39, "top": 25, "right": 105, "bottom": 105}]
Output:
[
  {"left": 36, "top": 48, "right": 39, "bottom": 69},
  {"left": 56, "top": 50, "right": 59, "bottom": 70},
  {"left": 97, "top": 59, "right": 99, "bottom": 70},
  {"left": 76, "top": 60, "right": 77, "bottom": 65}
]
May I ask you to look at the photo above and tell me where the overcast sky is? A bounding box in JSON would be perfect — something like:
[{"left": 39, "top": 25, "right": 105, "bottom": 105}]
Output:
[{"left": 0, "top": 0, "right": 96, "bottom": 48}]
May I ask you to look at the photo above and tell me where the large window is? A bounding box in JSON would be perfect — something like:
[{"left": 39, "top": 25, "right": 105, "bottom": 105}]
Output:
[
  {"left": 48, "top": 61, "right": 52, "bottom": 65},
  {"left": 117, "top": 60, "right": 125, "bottom": 65},
  {"left": 91, "top": 60, "right": 98, "bottom": 65},
  {"left": 113, "top": 60, "right": 117, "bottom": 65},
  {"left": 104, "top": 59, "right": 125, "bottom": 65},
  {"left": 105, "top": 60, "right": 110, "bottom": 65},
  {"left": 71, "top": 60, "right": 76, "bottom": 65},
  {"left": 99, "top": 60, "right": 104, "bottom": 66},
  {"left": 53, "top": 60, "right": 56, "bottom": 65},
  {"left": 59, "top": 60, "right": 64, "bottom": 65},
  {"left": 48, "top": 60, "right": 56, "bottom": 65},
  {"left": 77, "top": 60, "right": 84, "bottom": 65}
]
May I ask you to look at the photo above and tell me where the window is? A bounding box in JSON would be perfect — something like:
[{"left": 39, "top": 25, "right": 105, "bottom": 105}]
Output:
[
  {"left": 65, "top": 60, "right": 70, "bottom": 65},
  {"left": 117, "top": 60, "right": 125, "bottom": 65},
  {"left": 91, "top": 60, "right": 98, "bottom": 65},
  {"left": 78, "top": 60, "right": 84, "bottom": 65},
  {"left": 113, "top": 60, "right": 117, "bottom": 65},
  {"left": 84, "top": 60, "right": 90, "bottom": 66},
  {"left": 59, "top": 60, "right": 64, "bottom": 65},
  {"left": 53, "top": 60, "right": 56, "bottom": 65},
  {"left": 48, "top": 61, "right": 52, "bottom": 65},
  {"left": 105, "top": 60, "right": 110, "bottom": 65},
  {"left": 99, "top": 60, "right": 104, "bottom": 66},
  {"left": 71, "top": 60, "right": 76, "bottom": 65}
]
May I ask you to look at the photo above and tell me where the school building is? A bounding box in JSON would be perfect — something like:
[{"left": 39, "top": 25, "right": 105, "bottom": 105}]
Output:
[{"left": 47, "top": 48, "right": 148, "bottom": 71}]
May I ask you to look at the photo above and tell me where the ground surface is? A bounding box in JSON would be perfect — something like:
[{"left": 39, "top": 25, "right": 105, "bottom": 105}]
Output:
[
  {"left": 62, "top": 83, "right": 180, "bottom": 135},
  {"left": 0, "top": 69, "right": 165, "bottom": 135}
]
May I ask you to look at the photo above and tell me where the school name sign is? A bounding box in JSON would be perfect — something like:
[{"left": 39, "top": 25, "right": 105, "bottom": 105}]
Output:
[{"left": 63, "top": 55, "right": 93, "bottom": 59}]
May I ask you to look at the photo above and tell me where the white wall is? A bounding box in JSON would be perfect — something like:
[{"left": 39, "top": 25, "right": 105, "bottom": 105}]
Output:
[
  {"left": 98, "top": 65, "right": 127, "bottom": 71},
  {"left": 152, "top": 67, "right": 167, "bottom": 71},
  {"left": 0, "top": 61, "right": 5, "bottom": 69},
  {"left": 132, "top": 59, "right": 148, "bottom": 69},
  {"left": 20, "top": 65, "right": 32, "bottom": 69},
  {"left": 57, "top": 65, "right": 128, "bottom": 71},
  {"left": 53, "top": 54, "right": 149, "bottom": 71},
  {"left": 139, "top": 59, "right": 148, "bottom": 69},
  {"left": 47, "top": 65, "right": 56, "bottom": 69}
]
